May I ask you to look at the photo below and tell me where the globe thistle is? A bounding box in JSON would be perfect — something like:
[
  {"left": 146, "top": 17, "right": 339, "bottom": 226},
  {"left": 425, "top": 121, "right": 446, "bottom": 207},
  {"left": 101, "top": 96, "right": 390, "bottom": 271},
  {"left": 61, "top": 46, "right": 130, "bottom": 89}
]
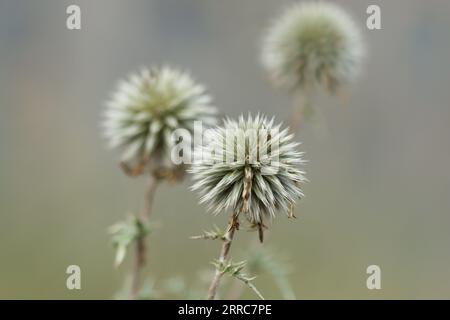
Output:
[
  {"left": 190, "top": 114, "right": 307, "bottom": 240},
  {"left": 261, "top": 1, "right": 364, "bottom": 93},
  {"left": 103, "top": 66, "right": 217, "bottom": 178}
]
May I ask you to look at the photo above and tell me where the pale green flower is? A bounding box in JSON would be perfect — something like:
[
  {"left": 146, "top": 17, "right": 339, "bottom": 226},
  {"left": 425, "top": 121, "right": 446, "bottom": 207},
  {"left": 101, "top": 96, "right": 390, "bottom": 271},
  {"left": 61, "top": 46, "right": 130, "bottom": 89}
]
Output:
[
  {"left": 103, "top": 66, "right": 216, "bottom": 175},
  {"left": 190, "top": 114, "right": 307, "bottom": 226},
  {"left": 262, "top": 2, "right": 364, "bottom": 93}
]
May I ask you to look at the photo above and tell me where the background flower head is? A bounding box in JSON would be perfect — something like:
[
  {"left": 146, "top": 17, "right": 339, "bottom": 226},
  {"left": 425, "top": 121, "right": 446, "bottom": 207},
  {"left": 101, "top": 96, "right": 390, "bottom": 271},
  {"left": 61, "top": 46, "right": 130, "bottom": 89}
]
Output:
[
  {"left": 262, "top": 1, "right": 364, "bottom": 93},
  {"left": 190, "top": 114, "right": 307, "bottom": 226},
  {"left": 103, "top": 66, "right": 217, "bottom": 176}
]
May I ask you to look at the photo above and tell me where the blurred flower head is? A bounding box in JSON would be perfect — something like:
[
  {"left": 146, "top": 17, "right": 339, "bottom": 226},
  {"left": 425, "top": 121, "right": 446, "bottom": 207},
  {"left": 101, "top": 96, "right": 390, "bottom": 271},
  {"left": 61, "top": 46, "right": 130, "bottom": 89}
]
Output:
[
  {"left": 261, "top": 1, "right": 364, "bottom": 93},
  {"left": 103, "top": 66, "right": 217, "bottom": 176},
  {"left": 190, "top": 114, "right": 307, "bottom": 226}
]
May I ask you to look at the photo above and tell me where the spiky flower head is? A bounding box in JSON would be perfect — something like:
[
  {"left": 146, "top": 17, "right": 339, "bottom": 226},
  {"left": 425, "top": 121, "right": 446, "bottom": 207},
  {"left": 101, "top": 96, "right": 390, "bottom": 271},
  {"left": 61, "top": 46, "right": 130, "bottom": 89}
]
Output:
[
  {"left": 103, "top": 66, "right": 217, "bottom": 177},
  {"left": 262, "top": 2, "right": 364, "bottom": 93},
  {"left": 190, "top": 114, "right": 306, "bottom": 230}
]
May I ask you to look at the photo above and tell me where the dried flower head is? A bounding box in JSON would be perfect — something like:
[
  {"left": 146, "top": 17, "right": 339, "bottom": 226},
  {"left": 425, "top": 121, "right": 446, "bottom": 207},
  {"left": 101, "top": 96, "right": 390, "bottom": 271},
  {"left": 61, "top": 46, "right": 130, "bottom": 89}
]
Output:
[
  {"left": 190, "top": 114, "right": 306, "bottom": 229},
  {"left": 261, "top": 2, "right": 364, "bottom": 93},
  {"left": 103, "top": 66, "right": 217, "bottom": 176}
]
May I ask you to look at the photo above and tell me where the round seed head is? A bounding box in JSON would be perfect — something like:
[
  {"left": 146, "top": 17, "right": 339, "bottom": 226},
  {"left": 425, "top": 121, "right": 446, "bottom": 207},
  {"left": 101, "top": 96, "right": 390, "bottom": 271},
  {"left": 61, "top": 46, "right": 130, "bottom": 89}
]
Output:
[
  {"left": 262, "top": 2, "right": 364, "bottom": 93},
  {"left": 103, "top": 66, "right": 217, "bottom": 174},
  {"left": 190, "top": 114, "right": 307, "bottom": 225}
]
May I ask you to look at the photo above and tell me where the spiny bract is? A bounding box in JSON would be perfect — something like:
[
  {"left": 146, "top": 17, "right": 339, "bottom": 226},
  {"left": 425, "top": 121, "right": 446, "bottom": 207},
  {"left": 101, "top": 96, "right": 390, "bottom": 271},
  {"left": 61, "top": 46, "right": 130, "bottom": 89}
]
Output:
[
  {"left": 190, "top": 114, "right": 307, "bottom": 225},
  {"left": 103, "top": 66, "right": 217, "bottom": 172},
  {"left": 262, "top": 1, "right": 364, "bottom": 93}
]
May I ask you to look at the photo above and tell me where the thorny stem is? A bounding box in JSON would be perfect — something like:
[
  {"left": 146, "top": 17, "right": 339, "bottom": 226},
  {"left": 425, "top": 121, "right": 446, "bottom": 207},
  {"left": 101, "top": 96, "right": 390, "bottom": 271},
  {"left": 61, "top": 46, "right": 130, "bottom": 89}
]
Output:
[
  {"left": 207, "top": 166, "right": 253, "bottom": 300},
  {"left": 235, "top": 275, "right": 265, "bottom": 300},
  {"left": 207, "top": 214, "right": 239, "bottom": 300},
  {"left": 129, "top": 173, "right": 158, "bottom": 300}
]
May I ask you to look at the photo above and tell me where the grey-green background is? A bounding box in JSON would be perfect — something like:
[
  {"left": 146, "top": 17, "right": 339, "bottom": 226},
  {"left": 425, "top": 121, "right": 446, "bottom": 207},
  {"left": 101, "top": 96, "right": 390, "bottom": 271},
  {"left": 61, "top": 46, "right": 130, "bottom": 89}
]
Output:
[{"left": 1, "top": 0, "right": 450, "bottom": 299}]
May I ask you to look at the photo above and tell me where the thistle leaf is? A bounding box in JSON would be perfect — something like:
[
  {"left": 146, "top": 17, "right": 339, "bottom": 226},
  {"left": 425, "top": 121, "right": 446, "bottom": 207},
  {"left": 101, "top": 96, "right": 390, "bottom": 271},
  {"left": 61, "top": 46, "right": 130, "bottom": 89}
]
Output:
[
  {"left": 190, "top": 225, "right": 226, "bottom": 241},
  {"left": 109, "top": 215, "right": 150, "bottom": 268},
  {"left": 212, "top": 259, "right": 265, "bottom": 300}
]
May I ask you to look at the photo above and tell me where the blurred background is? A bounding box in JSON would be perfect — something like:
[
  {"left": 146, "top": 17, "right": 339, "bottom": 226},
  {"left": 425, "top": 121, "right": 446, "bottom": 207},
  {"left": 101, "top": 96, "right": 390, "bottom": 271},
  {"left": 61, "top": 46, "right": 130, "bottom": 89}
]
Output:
[{"left": 1, "top": 0, "right": 450, "bottom": 299}]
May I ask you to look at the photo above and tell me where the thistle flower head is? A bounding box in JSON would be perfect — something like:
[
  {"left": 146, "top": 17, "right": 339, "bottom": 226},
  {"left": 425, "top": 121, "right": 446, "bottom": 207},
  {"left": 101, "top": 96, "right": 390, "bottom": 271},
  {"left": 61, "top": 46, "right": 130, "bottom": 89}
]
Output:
[
  {"left": 190, "top": 114, "right": 306, "bottom": 226},
  {"left": 103, "top": 66, "right": 216, "bottom": 175},
  {"left": 262, "top": 2, "right": 364, "bottom": 93}
]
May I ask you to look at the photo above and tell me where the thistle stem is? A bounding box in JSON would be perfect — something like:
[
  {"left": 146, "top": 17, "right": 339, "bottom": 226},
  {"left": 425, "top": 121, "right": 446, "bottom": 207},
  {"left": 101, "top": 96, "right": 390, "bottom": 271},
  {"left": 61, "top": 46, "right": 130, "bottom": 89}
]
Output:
[
  {"left": 207, "top": 215, "right": 239, "bottom": 300},
  {"left": 289, "top": 94, "right": 306, "bottom": 132},
  {"left": 289, "top": 86, "right": 314, "bottom": 133},
  {"left": 130, "top": 173, "right": 158, "bottom": 300}
]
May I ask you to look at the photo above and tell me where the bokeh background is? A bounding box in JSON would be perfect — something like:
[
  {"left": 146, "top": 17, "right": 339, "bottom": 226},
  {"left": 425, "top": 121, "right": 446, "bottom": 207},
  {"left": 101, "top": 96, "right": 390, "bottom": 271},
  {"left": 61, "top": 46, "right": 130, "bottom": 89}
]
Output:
[{"left": 1, "top": 0, "right": 450, "bottom": 299}]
